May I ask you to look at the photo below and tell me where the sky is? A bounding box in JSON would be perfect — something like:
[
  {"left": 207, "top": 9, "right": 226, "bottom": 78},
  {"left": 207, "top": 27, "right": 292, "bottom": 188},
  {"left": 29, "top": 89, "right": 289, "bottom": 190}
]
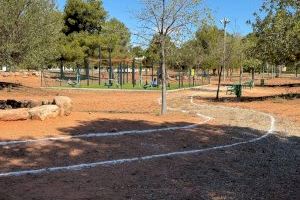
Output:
[{"left": 56, "top": 0, "right": 263, "bottom": 43}]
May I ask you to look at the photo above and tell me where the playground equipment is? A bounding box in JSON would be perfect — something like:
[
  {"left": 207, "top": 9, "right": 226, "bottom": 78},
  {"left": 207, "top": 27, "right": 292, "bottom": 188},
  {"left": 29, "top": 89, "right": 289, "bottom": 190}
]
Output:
[{"left": 40, "top": 45, "right": 210, "bottom": 89}]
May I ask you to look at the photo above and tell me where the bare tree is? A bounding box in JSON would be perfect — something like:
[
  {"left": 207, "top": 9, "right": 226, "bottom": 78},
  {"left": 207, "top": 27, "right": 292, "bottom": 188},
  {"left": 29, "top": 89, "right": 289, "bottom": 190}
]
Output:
[{"left": 136, "top": 0, "right": 203, "bottom": 115}]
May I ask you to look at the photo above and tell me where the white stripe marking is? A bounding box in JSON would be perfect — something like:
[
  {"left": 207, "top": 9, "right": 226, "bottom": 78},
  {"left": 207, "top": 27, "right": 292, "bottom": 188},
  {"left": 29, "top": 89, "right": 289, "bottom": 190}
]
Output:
[
  {"left": 0, "top": 94, "right": 275, "bottom": 177},
  {"left": 0, "top": 125, "right": 200, "bottom": 146}
]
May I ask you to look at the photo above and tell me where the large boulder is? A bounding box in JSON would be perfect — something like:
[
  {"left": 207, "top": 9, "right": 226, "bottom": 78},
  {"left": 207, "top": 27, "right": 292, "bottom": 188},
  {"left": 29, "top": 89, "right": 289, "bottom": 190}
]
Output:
[
  {"left": 53, "top": 96, "right": 72, "bottom": 116},
  {"left": 28, "top": 100, "right": 42, "bottom": 108},
  {"left": 29, "top": 105, "right": 60, "bottom": 121},
  {"left": 0, "top": 108, "right": 30, "bottom": 121}
]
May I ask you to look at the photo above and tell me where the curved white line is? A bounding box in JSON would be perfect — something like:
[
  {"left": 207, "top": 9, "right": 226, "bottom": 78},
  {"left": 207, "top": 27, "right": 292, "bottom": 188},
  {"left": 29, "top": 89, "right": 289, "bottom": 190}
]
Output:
[
  {"left": 0, "top": 96, "right": 209, "bottom": 146},
  {"left": 190, "top": 94, "right": 276, "bottom": 134},
  {"left": 0, "top": 124, "right": 201, "bottom": 146},
  {"left": 0, "top": 94, "right": 275, "bottom": 177}
]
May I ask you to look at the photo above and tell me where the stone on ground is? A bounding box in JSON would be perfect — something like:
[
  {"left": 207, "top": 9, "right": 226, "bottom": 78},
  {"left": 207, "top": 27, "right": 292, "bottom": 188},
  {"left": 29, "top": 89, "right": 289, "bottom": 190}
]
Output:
[
  {"left": 29, "top": 105, "right": 60, "bottom": 121},
  {"left": 53, "top": 96, "right": 72, "bottom": 116},
  {"left": 0, "top": 108, "right": 30, "bottom": 121}
]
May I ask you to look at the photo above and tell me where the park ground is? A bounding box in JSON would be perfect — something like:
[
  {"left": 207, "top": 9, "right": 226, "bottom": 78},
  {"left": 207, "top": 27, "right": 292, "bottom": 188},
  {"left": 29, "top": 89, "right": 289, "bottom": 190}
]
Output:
[{"left": 0, "top": 75, "right": 299, "bottom": 200}]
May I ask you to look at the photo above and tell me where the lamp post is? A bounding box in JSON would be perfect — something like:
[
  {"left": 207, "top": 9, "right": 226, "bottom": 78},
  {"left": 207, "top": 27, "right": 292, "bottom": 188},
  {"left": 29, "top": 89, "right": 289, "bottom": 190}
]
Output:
[
  {"left": 221, "top": 17, "right": 230, "bottom": 81},
  {"left": 216, "top": 17, "right": 230, "bottom": 100}
]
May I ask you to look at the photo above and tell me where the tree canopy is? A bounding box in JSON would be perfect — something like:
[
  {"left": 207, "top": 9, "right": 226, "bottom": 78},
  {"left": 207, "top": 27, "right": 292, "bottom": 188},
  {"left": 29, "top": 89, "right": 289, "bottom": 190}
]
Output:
[
  {"left": 250, "top": 0, "right": 300, "bottom": 66},
  {"left": 60, "top": 0, "right": 131, "bottom": 66},
  {"left": 0, "top": 0, "right": 62, "bottom": 70}
]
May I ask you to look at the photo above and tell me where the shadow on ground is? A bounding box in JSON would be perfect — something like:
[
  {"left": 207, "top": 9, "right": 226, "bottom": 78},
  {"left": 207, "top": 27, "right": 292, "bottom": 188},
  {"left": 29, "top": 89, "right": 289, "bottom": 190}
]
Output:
[
  {"left": 193, "top": 92, "right": 300, "bottom": 102},
  {"left": 0, "top": 118, "right": 299, "bottom": 200},
  {"left": 0, "top": 82, "right": 22, "bottom": 91}
]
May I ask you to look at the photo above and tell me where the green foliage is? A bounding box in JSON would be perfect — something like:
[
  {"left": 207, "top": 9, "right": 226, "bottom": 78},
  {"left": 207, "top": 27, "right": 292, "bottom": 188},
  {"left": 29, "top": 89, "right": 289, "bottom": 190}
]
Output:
[
  {"left": 63, "top": 0, "right": 106, "bottom": 35},
  {"left": 176, "top": 22, "right": 224, "bottom": 70},
  {"left": 0, "top": 0, "right": 62, "bottom": 70},
  {"left": 102, "top": 18, "right": 131, "bottom": 59},
  {"left": 144, "top": 35, "right": 177, "bottom": 67},
  {"left": 130, "top": 46, "right": 145, "bottom": 58},
  {"left": 61, "top": 0, "right": 131, "bottom": 65},
  {"left": 194, "top": 23, "right": 224, "bottom": 69},
  {"left": 250, "top": 0, "right": 300, "bottom": 66},
  {"left": 242, "top": 34, "right": 261, "bottom": 69}
]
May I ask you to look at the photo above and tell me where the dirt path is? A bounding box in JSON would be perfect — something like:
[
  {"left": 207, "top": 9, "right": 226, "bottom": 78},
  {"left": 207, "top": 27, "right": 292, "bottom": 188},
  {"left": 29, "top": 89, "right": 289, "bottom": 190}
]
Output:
[{"left": 0, "top": 89, "right": 299, "bottom": 200}]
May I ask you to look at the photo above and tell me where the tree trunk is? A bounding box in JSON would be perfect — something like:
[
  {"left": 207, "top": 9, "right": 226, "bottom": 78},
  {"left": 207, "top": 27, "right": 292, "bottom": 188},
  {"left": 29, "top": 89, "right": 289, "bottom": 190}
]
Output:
[
  {"left": 160, "top": 35, "right": 167, "bottom": 115},
  {"left": 239, "top": 65, "right": 243, "bottom": 84},
  {"left": 216, "top": 66, "right": 223, "bottom": 100},
  {"left": 98, "top": 46, "right": 101, "bottom": 85},
  {"left": 251, "top": 68, "right": 255, "bottom": 81},
  {"left": 296, "top": 64, "right": 298, "bottom": 77},
  {"left": 60, "top": 61, "right": 64, "bottom": 78},
  {"left": 275, "top": 65, "right": 280, "bottom": 78}
]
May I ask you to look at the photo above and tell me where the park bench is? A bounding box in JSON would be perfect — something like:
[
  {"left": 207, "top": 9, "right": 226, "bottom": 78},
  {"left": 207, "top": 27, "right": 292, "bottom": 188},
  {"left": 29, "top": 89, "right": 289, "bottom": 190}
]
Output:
[
  {"left": 226, "top": 85, "right": 236, "bottom": 95},
  {"left": 105, "top": 79, "right": 120, "bottom": 88},
  {"left": 143, "top": 82, "right": 158, "bottom": 89},
  {"left": 243, "top": 80, "right": 254, "bottom": 90},
  {"left": 143, "top": 82, "right": 171, "bottom": 90},
  {"left": 67, "top": 80, "right": 77, "bottom": 87},
  {"left": 226, "top": 84, "right": 242, "bottom": 98}
]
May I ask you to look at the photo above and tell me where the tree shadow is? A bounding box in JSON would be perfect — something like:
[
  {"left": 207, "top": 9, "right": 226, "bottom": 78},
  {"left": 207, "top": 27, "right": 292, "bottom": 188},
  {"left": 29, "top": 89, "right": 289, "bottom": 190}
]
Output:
[
  {"left": 0, "top": 82, "right": 22, "bottom": 91},
  {"left": 193, "top": 93, "right": 300, "bottom": 102},
  {"left": 0, "top": 118, "right": 298, "bottom": 200}
]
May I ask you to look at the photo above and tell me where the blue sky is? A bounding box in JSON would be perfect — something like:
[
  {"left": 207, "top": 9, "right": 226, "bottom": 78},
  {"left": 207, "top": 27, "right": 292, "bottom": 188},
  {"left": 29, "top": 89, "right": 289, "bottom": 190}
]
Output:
[{"left": 57, "top": 0, "right": 262, "bottom": 41}]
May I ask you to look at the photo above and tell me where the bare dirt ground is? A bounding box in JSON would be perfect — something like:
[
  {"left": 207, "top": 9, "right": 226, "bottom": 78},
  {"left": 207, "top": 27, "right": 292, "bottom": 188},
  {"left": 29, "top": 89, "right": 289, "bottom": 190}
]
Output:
[{"left": 0, "top": 75, "right": 299, "bottom": 200}]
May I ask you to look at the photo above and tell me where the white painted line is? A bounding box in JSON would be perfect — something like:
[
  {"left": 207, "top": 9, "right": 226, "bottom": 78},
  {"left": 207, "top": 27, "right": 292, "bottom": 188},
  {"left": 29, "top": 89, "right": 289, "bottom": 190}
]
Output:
[
  {"left": 0, "top": 124, "right": 202, "bottom": 146},
  {"left": 0, "top": 124, "right": 272, "bottom": 177},
  {"left": 0, "top": 97, "right": 211, "bottom": 146},
  {"left": 0, "top": 94, "right": 275, "bottom": 177},
  {"left": 190, "top": 94, "right": 276, "bottom": 134}
]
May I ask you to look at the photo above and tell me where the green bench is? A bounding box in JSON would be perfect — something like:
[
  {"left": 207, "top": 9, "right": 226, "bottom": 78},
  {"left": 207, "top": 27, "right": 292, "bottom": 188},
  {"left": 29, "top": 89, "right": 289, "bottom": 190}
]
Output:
[
  {"left": 67, "top": 80, "right": 77, "bottom": 87},
  {"left": 143, "top": 83, "right": 158, "bottom": 89},
  {"left": 226, "top": 84, "right": 242, "bottom": 98},
  {"left": 105, "top": 79, "right": 120, "bottom": 88},
  {"left": 243, "top": 80, "right": 254, "bottom": 90},
  {"left": 226, "top": 85, "right": 236, "bottom": 95}
]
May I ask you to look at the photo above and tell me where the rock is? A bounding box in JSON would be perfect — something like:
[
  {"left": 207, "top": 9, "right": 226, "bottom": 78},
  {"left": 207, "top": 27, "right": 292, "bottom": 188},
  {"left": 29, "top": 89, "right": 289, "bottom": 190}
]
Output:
[
  {"left": 0, "top": 108, "right": 30, "bottom": 121},
  {"left": 29, "top": 105, "right": 60, "bottom": 121},
  {"left": 53, "top": 96, "right": 72, "bottom": 116},
  {"left": 42, "top": 100, "right": 51, "bottom": 105},
  {"left": 28, "top": 100, "right": 42, "bottom": 108}
]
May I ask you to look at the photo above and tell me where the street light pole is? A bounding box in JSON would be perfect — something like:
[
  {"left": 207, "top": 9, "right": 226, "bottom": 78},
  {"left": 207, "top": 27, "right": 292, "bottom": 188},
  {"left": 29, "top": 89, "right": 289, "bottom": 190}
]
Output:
[
  {"left": 221, "top": 17, "right": 230, "bottom": 81},
  {"left": 216, "top": 17, "right": 230, "bottom": 100}
]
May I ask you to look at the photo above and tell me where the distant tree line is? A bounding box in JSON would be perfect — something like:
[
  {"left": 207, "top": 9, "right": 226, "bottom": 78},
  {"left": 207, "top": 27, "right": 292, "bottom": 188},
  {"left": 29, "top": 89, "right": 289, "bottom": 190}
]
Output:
[
  {"left": 0, "top": 0, "right": 131, "bottom": 71},
  {"left": 0, "top": 0, "right": 298, "bottom": 78}
]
